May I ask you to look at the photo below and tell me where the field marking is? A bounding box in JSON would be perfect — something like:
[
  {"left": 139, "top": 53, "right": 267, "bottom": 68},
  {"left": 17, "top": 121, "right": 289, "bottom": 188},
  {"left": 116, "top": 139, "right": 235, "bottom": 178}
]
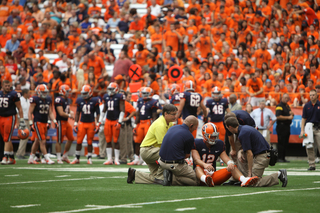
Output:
[
  {"left": 258, "top": 210, "right": 283, "bottom": 213},
  {"left": 49, "top": 187, "right": 320, "bottom": 213},
  {"left": 313, "top": 181, "right": 320, "bottom": 183},
  {"left": 0, "top": 177, "right": 106, "bottom": 185},
  {"left": 175, "top": 207, "right": 196, "bottom": 211},
  {"left": 55, "top": 175, "right": 71, "bottom": 178},
  {"left": 5, "top": 174, "right": 19, "bottom": 177},
  {"left": 11, "top": 204, "right": 41, "bottom": 208}
]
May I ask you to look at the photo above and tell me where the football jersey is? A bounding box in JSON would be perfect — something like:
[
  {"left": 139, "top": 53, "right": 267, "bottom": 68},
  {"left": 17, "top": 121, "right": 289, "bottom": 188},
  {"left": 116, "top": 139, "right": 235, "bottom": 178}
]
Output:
[
  {"left": 30, "top": 96, "right": 52, "bottom": 123},
  {"left": 180, "top": 91, "right": 203, "bottom": 119},
  {"left": 225, "top": 110, "right": 256, "bottom": 136},
  {"left": 102, "top": 93, "right": 125, "bottom": 121},
  {"left": 192, "top": 138, "right": 225, "bottom": 171},
  {"left": 137, "top": 98, "right": 162, "bottom": 120},
  {"left": 76, "top": 97, "right": 100, "bottom": 123},
  {"left": 206, "top": 98, "right": 229, "bottom": 122},
  {"left": 54, "top": 96, "right": 70, "bottom": 121},
  {"left": 170, "top": 93, "right": 180, "bottom": 106},
  {"left": 0, "top": 90, "right": 20, "bottom": 117}
]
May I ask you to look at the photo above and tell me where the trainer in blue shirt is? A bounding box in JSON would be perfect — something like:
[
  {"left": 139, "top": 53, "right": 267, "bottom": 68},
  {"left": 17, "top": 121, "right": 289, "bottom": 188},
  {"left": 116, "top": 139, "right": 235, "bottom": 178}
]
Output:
[
  {"left": 159, "top": 115, "right": 198, "bottom": 186},
  {"left": 225, "top": 117, "right": 288, "bottom": 187}
]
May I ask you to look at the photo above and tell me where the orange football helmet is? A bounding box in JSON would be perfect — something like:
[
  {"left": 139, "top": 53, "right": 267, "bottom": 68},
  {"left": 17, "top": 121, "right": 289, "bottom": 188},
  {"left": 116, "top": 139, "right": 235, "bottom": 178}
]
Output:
[
  {"left": 81, "top": 85, "right": 93, "bottom": 99},
  {"left": 185, "top": 80, "right": 195, "bottom": 92},
  {"left": 211, "top": 86, "right": 222, "bottom": 99},
  {"left": 141, "top": 87, "right": 153, "bottom": 100},
  {"left": 107, "top": 82, "right": 119, "bottom": 96},
  {"left": 59, "top": 84, "right": 71, "bottom": 97},
  {"left": 202, "top": 123, "right": 219, "bottom": 145},
  {"left": 138, "top": 87, "right": 145, "bottom": 98},
  {"left": 170, "top": 84, "right": 180, "bottom": 95},
  {"left": 35, "top": 84, "right": 49, "bottom": 99},
  {"left": 18, "top": 128, "right": 30, "bottom": 140}
]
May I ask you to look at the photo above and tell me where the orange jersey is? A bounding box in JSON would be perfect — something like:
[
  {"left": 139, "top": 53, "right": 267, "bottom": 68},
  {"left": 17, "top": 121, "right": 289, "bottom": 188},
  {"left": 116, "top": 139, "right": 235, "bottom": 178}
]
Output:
[{"left": 247, "top": 78, "right": 264, "bottom": 98}]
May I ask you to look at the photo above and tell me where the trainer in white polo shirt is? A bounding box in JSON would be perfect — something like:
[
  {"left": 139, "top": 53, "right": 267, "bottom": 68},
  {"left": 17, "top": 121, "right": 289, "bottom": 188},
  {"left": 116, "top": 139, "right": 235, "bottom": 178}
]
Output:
[
  {"left": 250, "top": 100, "right": 277, "bottom": 145},
  {"left": 55, "top": 54, "right": 69, "bottom": 72},
  {"left": 150, "top": 0, "right": 161, "bottom": 17}
]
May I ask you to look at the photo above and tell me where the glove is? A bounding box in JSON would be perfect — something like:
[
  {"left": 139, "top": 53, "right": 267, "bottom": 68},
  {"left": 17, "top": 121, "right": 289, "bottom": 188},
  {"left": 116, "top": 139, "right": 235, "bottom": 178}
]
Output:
[
  {"left": 53, "top": 120, "right": 59, "bottom": 129},
  {"left": 19, "top": 119, "right": 26, "bottom": 129},
  {"left": 203, "top": 116, "right": 208, "bottom": 123},
  {"left": 73, "top": 122, "right": 78, "bottom": 133},
  {"left": 95, "top": 122, "right": 101, "bottom": 134},
  {"left": 30, "top": 124, "right": 35, "bottom": 132},
  {"left": 47, "top": 121, "right": 51, "bottom": 130},
  {"left": 115, "top": 122, "right": 121, "bottom": 130}
]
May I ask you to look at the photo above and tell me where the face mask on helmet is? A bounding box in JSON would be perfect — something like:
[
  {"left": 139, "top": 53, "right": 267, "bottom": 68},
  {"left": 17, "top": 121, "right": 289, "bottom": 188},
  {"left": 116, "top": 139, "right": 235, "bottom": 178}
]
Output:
[
  {"left": 141, "top": 91, "right": 150, "bottom": 99},
  {"left": 212, "top": 93, "right": 222, "bottom": 100},
  {"left": 81, "top": 91, "right": 90, "bottom": 99},
  {"left": 107, "top": 87, "right": 116, "bottom": 96},
  {"left": 204, "top": 132, "right": 219, "bottom": 145},
  {"left": 38, "top": 89, "right": 48, "bottom": 99}
]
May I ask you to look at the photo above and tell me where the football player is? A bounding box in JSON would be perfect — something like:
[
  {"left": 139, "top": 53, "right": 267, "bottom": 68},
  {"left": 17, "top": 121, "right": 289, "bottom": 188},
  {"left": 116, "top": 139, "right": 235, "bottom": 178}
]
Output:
[
  {"left": 192, "top": 123, "right": 259, "bottom": 187},
  {"left": 100, "top": 82, "right": 125, "bottom": 165},
  {"left": 169, "top": 84, "right": 182, "bottom": 125},
  {"left": 54, "top": 85, "right": 75, "bottom": 164},
  {"left": 176, "top": 80, "right": 207, "bottom": 138},
  {"left": 28, "top": 84, "right": 58, "bottom": 164},
  {"left": 206, "top": 86, "right": 231, "bottom": 166},
  {"left": 72, "top": 85, "right": 100, "bottom": 164},
  {"left": 128, "top": 87, "right": 162, "bottom": 165},
  {"left": 0, "top": 80, "right": 25, "bottom": 165}
]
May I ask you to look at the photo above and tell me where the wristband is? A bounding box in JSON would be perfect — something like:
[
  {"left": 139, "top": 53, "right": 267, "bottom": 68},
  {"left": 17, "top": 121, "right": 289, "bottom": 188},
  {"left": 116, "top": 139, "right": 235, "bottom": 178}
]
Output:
[
  {"left": 68, "top": 114, "right": 71, "bottom": 118},
  {"left": 227, "top": 160, "right": 235, "bottom": 166},
  {"left": 53, "top": 119, "right": 57, "bottom": 123},
  {"left": 74, "top": 122, "right": 78, "bottom": 126},
  {"left": 29, "top": 120, "right": 33, "bottom": 125},
  {"left": 20, "top": 118, "right": 24, "bottom": 122}
]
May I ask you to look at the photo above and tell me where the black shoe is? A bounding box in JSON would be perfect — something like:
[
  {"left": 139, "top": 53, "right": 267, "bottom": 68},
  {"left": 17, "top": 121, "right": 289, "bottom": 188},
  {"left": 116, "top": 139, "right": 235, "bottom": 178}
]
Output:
[
  {"left": 222, "top": 180, "right": 240, "bottom": 186},
  {"left": 154, "top": 178, "right": 164, "bottom": 185},
  {"left": 17, "top": 155, "right": 26, "bottom": 159},
  {"left": 277, "top": 159, "right": 285, "bottom": 163},
  {"left": 119, "top": 160, "right": 127, "bottom": 164},
  {"left": 127, "top": 167, "right": 136, "bottom": 184},
  {"left": 97, "top": 155, "right": 105, "bottom": 159},
  {"left": 279, "top": 169, "right": 288, "bottom": 187},
  {"left": 283, "top": 159, "right": 290, "bottom": 163},
  {"left": 308, "top": 167, "right": 316, "bottom": 171},
  {"left": 163, "top": 169, "right": 172, "bottom": 186}
]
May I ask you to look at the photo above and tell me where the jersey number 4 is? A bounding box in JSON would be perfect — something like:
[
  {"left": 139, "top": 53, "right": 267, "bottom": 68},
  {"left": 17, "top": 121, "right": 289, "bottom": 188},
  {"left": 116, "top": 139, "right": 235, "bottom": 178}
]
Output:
[
  {"left": 212, "top": 105, "right": 223, "bottom": 114},
  {"left": 202, "top": 154, "right": 215, "bottom": 164},
  {"left": 0, "top": 97, "right": 9, "bottom": 108},
  {"left": 190, "top": 94, "right": 200, "bottom": 107},
  {"left": 140, "top": 105, "right": 145, "bottom": 115}
]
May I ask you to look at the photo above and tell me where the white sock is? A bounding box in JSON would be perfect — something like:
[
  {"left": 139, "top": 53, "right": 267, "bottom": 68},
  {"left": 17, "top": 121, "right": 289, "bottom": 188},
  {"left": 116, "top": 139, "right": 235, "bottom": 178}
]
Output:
[
  {"left": 200, "top": 175, "right": 207, "bottom": 183},
  {"left": 56, "top": 153, "right": 61, "bottom": 160},
  {"left": 4, "top": 151, "right": 9, "bottom": 155},
  {"left": 29, "top": 154, "right": 35, "bottom": 160},
  {"left": 134, "top": 154, "right": 139, "bottom": 161},
  {"left": 44, "top": 154, "right": 50, "bottom": 160},
  {"left": 106, "top": 148, "right": 112, "bottom": 161},
  {"left": 9, "top": 151, "right": 14, "bottom": 155},
  {"left": 139, "top": 155, "right": 144, "bottom": 162},
  {"left": 63, "top": 151, "right": 68, "bottom": 157},
  {"left": 87, "top": 152, "right": 92, "bottom": 159},
  {"left": 114, "top": 149, "right": 120, "bottom": 162},
  {"left": 239, "top": 176, "right": 246, "bottom": 183},
  {"left": 278, "top": 171, "right": 281, "bottom": 177}
]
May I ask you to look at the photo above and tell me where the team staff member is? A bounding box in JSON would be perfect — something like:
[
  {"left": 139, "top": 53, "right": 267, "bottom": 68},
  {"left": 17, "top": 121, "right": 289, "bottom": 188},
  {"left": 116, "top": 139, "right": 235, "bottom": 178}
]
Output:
[
  {"left": 159, "top": 115, "right": 199, "bottom": 186},
  {"left": 300, "top": 90, "right": 320, "bottom": 171},
  {"left": 276, "top": 94, "right": 293, "bottom": 163},
  {"left": 54, "top": 85, "right": 75, "bottom": 164},
  {"left": 250, "top": 100, "right": 277, "bottom": 145},
  {"left": 225, "top": 117, "right": 288, "bottom": 187},
  {"left": 127, "top": 104, "right": 177, "bottom": 184},
  {"left": 0, "top": 80, "right": 24, "bottom": 165}
]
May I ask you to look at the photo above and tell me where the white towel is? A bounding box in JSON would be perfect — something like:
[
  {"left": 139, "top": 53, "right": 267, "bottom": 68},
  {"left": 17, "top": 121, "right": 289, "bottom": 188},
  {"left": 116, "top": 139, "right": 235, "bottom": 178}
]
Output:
[{"left": 303, "top": 122, "right": 314, "bottom": 147}]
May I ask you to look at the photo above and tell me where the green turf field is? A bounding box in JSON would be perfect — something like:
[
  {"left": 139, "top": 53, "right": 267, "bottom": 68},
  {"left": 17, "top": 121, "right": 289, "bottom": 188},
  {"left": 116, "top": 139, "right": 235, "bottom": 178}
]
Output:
[{"left": 1, "top": 159, "right": 320, "bottom": 213}]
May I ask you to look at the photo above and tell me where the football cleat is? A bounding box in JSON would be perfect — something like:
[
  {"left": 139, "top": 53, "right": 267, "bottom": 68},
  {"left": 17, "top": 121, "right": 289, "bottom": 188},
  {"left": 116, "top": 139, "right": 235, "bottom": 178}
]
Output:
[
  {"left": 57, "top": 159, "right": 64, "bottom": 164},
  {"left": 46, "top": 158, "right": 55, "bottom": 165},
  {"left": 184, "top": 80, "right": 195, "bottom": 92},
  {"left": 279, "top": 169, "right": 288, "bottom": 187},
  {"left": 80, "top": 85, "right": 93, "bottom": 99},
  {"left": 107, "top": 82, "right": 119, "bottom": 96},
  {"left": 34, "top": 156, "right": 41, "bottom": 162},
  {"left": 7, "top": 158, "right": 16, "bottom": 165},
  {"left": 205, "top": 175, "right": 214, "bottom": 187},
  {"left": 28, "top": 159, "right": 39, "bottom": 164},
  {"left": 41, "top": 158, "right": 47, "bottom": 164},
  {"left": 103, "top": 160, "right": 113, "bottom": 165},
  {"left": 35, "top": 84, "right": 49, "bottom": 99},
  {"left": 87, "top": 158, "right": 92, "bottom": 164},
  {"left": 62, "top": 156, "right": 70, "bottom": 164},
  {"left": 202, "top": 123, "right": 220, "bottom": 145},
  {"left": 70, "top": 159, "right": 80, "bottom": 164},
  {"left": 241, "top": 176, "right": 259, "bottom": 187},
  {"left": 127, "top": 160, "right": 139, "bottom": 165},
  {"left": 114, "top": 161, "right": 120, "bottom": 165},
  {"left": 170, "top": 84, "right": 181, "bottom": 95},
  {"left": 59, "top": 84, "right": 71, "bottom": 97},
  {"left": 1, "top": 157, "right": 8, "bottom": 165}
]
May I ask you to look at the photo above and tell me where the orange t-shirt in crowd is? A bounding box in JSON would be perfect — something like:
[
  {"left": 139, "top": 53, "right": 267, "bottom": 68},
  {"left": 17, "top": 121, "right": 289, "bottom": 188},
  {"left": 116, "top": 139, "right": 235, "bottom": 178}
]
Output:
[
  {"left": 247, "top": 78, "right": 264, "bottom": 98},
  {"left": 20, "top": 39, "right": 35, "bottom": 53},
  {"left": 151, "top": 33, "right": 163, "bottom": 53},
  {"left": 129, "top": 20, "right": 144, "bottom": 32},
  {"left": 10, "top": 5, "right": 23, "bottom": 13},
  {"left": 254, "top": 49, "right": 271, "bottom": 69},
  {"left": 163, "top": 30, "right": 180, "bottom": 52},
  {"left": 0, "top": 71, "right": 12, "bottom": 82},
  {"left": 199, "top": 36, "right": 211, "bottom": 58},
  {"left": 87, "top": 56, "right": 105, "bottom": 79},
  {"left": 0, "top": 33, "right": 11, "bottom": 48},
  {"left": 135, "top": 49, "right": 149, "bottom": 67},
  {"left": 150, "top": 81, "right": 160, "bottom": 95},
  {"left": 57, "top": 43, "right": 73, "bottom": 56}
]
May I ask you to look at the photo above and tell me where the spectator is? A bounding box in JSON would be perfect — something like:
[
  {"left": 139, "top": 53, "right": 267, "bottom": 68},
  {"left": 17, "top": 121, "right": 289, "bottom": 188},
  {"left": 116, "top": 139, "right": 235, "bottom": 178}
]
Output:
[
  {"left": 5, "top": 34, "right": 19, "bottom": 52},
  {"left": 111, "top": 50, "right": 133, "bottom": 81}
]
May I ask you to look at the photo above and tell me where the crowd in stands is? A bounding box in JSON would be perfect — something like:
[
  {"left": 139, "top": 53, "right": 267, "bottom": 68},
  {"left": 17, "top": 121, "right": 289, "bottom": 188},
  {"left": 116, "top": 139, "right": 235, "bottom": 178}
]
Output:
[{"left": 1, "top": 0, "right": 320, "bottom": 108}]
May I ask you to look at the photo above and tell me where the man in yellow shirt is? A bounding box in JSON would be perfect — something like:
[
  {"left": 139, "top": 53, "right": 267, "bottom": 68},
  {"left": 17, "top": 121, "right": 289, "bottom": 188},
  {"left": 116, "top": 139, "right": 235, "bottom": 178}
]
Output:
[{"left": 127, "top": 104, "right": 177, "bottom": 184}]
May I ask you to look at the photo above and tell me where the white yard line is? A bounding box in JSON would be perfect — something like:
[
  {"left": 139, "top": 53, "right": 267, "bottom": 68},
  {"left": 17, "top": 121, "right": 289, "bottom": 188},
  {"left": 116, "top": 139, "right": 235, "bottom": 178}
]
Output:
[
  {"left": 175, "top": 207, "right": 197, "bottom": 211},
  {"left": 11, "top": 204, "right": 41, "bottom": 208},
  {"left": 55, "top": 175, "right": 71, "bottom": 178},
  {"left": 257, "top": 210, "right": 283, "bottom": 213},
  {"left": 0, "top": 177, "right": 106, "bottom": 185},
  {"left": 49, "top": 187, "right": 320, "bottom": 213},
  {"left": 5, "top": 174, "right": 19, "bottom": 177}
]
